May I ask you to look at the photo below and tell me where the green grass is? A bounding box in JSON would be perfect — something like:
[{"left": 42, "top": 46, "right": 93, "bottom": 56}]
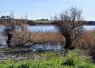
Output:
[
  {"left": 0, "top": 51, "right": 95, "bottom": 68},
  {"left": 33, "top": 20, "right": 54, "bottom": 23}
]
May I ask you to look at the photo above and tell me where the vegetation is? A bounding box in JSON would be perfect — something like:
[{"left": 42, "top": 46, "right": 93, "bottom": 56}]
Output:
[
  {"left": 0, "top": 51, "right": 94, "bottom": 68},
  {"left": 33, "top": 20, "right": 53, "bottom": 23},
  {"left": 53, "top": 7, "right": 84, "bottom": 53},
  {"left": 0, "top": 7, "right": 95, "bottom": 68},
  {"left": 1, "top": 15, "right": 36, "bottom": 47}
]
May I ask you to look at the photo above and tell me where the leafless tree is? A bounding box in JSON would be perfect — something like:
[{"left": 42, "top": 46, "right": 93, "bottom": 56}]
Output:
[
  {"left": 1, "top": 14, "right": 35, "bottom": 47},
  {"left": 53, "top": 7, "right": 85, "bottom": 53}
]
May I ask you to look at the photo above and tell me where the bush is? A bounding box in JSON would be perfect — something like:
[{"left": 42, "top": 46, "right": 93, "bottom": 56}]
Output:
[
  {"left": 7, "top": 65, "right": 14, "bottom": 68},
  {"left": 18, "top": 64, "right": 30, "bottom": 68},
  {"left": 62, "top": 58, "right": 74, "bottom": 66},
  {"left": 76, "top": 30, "right": 95, "bottom": 61}
]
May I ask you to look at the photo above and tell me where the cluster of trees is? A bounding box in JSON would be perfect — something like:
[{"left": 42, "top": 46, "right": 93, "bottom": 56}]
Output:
[
  {"left": 36, "top": 19, "right": 49, "bottom": 21},
  {"left": 0, "top": 7, "right": 85, "bottom": 54},
  {"left": 1, "top": 16, "right": 11, "bottom": 21}
]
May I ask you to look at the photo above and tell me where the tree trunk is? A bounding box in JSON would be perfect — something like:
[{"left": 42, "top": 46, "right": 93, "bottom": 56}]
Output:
[
  {"left": 64, "top": 36, "right": 72, "bottom": 49},
  {"left": 63, "top": 34, "right": 75, "bottom": 56},
  {"left": 6, "top": 33, "right": 13, "bottom": 48},
  {"left": 63, "top": 35, "right": 72, "bottom": 55},
  {"left": 7, "top": 39, "right": 11, "bottom": 47}
]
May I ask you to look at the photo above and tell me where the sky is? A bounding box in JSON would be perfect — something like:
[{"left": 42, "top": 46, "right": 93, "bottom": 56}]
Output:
[{"left": 0, "top": 0, "right": 95, "bottom": 20}]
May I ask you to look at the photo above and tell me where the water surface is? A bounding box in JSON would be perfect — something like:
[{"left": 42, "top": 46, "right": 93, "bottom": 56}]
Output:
[{"left": 0, "top": 25, "right": 95, "bottom": 32}]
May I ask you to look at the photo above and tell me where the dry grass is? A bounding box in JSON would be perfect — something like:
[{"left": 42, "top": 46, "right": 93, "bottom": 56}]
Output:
[
  {"left": 11, "top": 31, "right": 65, "bottom": 46},
  {"left": 77, "top": 31, "right": 95, "bottom": 49},
  {"left": 75, "top": 30, "right": 95, "bottom": 60},
  {"left": 31, "top": 32, "right": 64, "bottom": 43}
]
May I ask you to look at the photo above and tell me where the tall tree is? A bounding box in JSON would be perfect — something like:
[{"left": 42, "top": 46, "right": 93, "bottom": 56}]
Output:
[{"left": 53, "top": 7, "right": 85, "bottom": 53}]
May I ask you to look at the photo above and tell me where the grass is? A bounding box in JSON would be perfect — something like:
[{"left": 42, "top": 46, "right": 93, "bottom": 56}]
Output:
[
  {"left": 0, "top": 51, "right": 95, "bottom": 68},
  {"left": 33, "top": 20, "right": 53, "bottom": 23}
]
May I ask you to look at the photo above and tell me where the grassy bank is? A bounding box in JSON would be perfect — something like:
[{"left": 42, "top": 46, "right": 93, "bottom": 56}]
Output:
[{"left": 0, "top": 51, "right": 95, "bottom": 68}]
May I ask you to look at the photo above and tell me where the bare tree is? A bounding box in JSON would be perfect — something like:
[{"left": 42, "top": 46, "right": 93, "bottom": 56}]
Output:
[
  {"left": 1, "top": 14, "right": 35, "bottom": 47},
  {"left": 11, "top": 29, "right": 33, "bottom": 46},
  {"left": 53, "top": 7, "right": 85, "bottom": 52}
]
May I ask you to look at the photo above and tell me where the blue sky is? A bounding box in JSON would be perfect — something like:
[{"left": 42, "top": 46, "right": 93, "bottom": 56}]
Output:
[{"left": 0, "top": 0, "right": 95, "bottom": 20}]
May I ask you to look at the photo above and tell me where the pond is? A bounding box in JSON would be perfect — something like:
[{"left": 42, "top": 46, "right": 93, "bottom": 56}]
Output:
[
  {"left": 0, "top": 25, "right": 95, "bottom": 32},
  {"left": 83, "top": 25, "right": 95, "bottom": 30},
  {"left": 28, "top": 25, "right": 57, "bottom": 32}
]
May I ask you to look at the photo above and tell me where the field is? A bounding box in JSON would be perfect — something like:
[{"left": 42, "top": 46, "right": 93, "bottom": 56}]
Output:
[
  {"left": 0, "top": 51, "right": 95, "bottom": 68},
  {"left": 33, "top": 20, "right": 53, "bottom": 23}
]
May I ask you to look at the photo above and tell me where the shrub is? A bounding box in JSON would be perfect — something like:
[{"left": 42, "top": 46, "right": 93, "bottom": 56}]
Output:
[
  {"left": 7, "top": 65, "right": 14, "bottom": 68},
  {"left": 62, "top": 58, "right": 74, "bottom": 66},
  {"left": 76, "top": 30, "right": 95, "bottom": 61},
  {"left": 18, "top": 64, "right": 30, "bottom": 68}
]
